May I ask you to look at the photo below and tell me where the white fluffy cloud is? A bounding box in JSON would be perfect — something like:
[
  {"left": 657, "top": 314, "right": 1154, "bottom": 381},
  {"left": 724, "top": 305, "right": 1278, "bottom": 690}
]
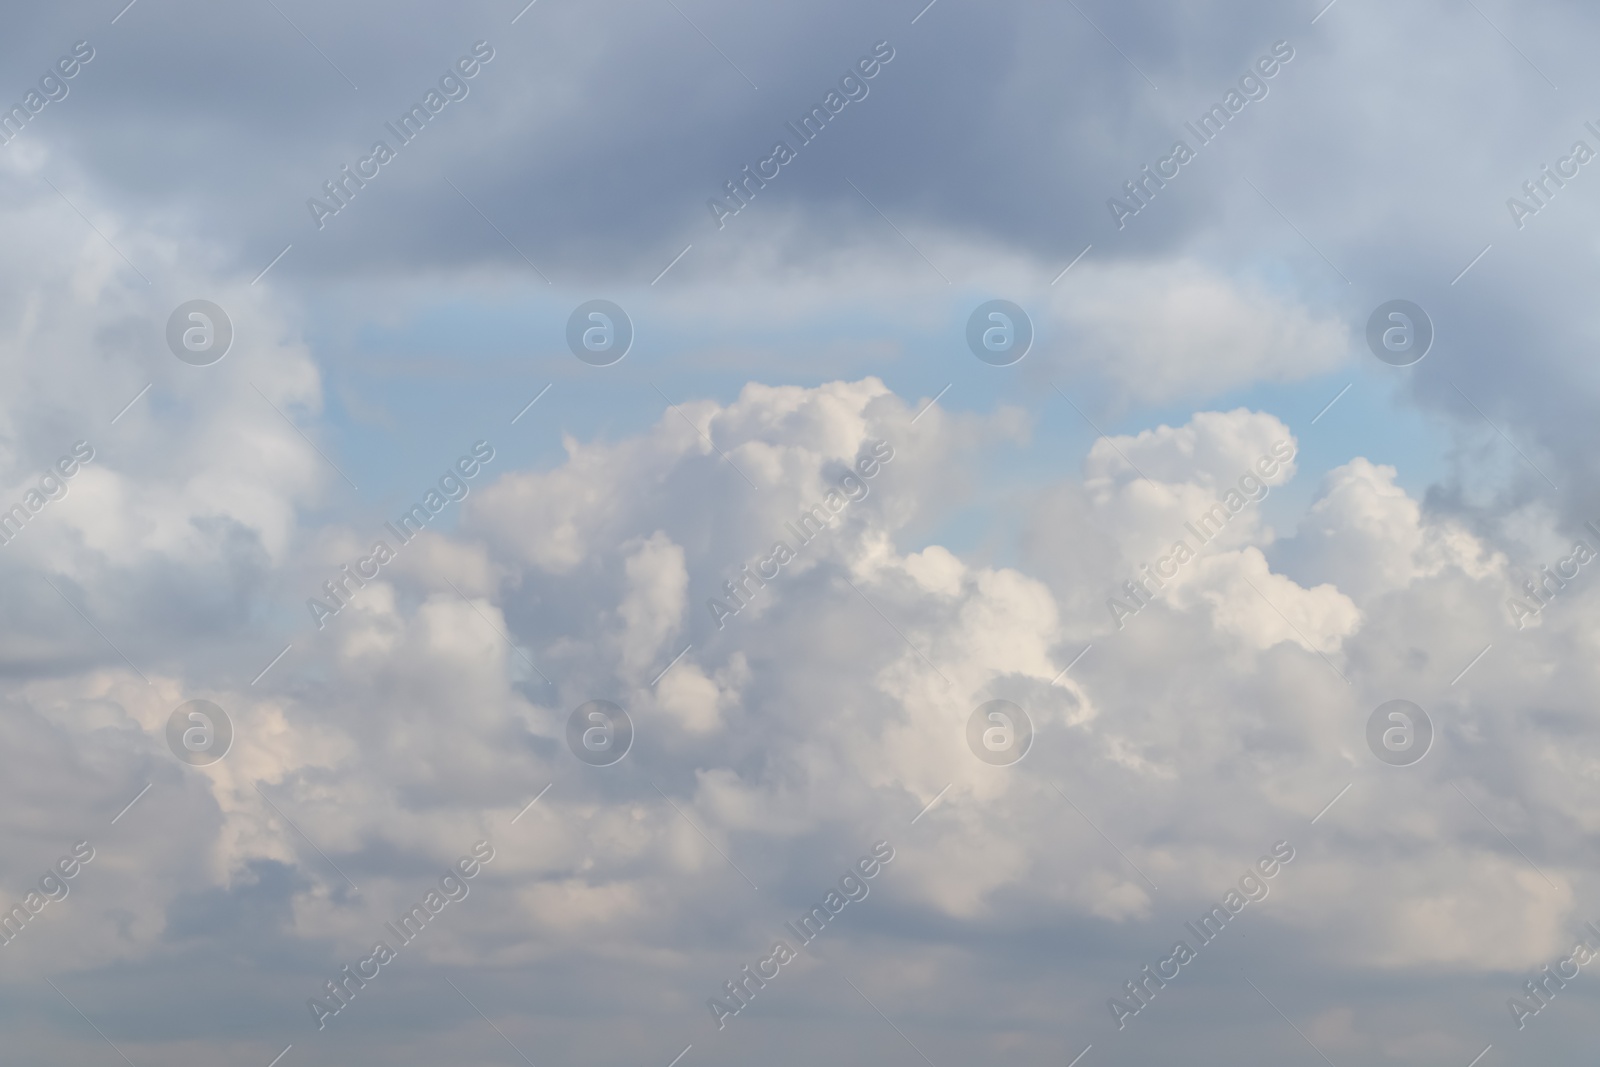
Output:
[
  {"left": 7, "top": 340, "right": 1600, "bottom": 1063},
  {"left": 7, "top": 4, "right": 1600, "bottom": 1051}
]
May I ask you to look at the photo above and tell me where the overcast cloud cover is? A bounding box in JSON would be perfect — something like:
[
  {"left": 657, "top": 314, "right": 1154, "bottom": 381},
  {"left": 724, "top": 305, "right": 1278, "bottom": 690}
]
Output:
[{"left": 3, "top": 0, "right": 1600, "bottom": 1063}]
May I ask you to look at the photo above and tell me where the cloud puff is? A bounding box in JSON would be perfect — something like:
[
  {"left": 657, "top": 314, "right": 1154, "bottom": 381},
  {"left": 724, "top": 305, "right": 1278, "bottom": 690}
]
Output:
[
  {"left": 1279, "top": 457, "right": 1503, "bottom": 606},
  {"left": 1047, "top": 260, "right": 1351, "bottom": 404},
  {"left": 6, "top": 369, "right": 1598, "bottom": 1062}
]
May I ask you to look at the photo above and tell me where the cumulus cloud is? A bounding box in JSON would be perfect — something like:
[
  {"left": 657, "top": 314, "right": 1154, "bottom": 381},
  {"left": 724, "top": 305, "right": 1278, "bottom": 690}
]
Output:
[
  {"left": 7, "top": 0, "right": 1600, "bottom": 1061},
  {"left": 1279, "top": 457, "right": 1504, "bottom": 606},
  {"left": 6, "top": 358, "right": 1598, "bottom": 1062}
]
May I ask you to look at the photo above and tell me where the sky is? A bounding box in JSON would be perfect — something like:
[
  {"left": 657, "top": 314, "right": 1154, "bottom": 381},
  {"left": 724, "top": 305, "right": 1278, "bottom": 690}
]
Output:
[{"left": 2, "top": 0, "right": 1599, "bottom": 1064}]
